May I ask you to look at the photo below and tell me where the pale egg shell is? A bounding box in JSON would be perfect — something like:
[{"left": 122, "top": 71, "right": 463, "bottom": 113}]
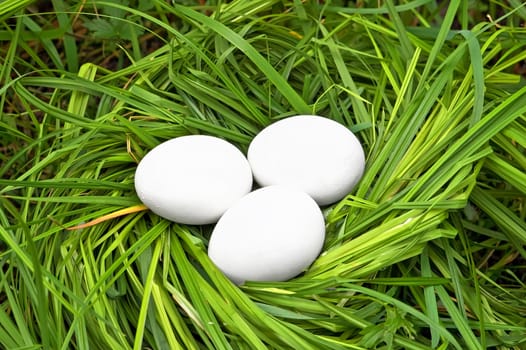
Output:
[
  {"left": 134, "top": 135, "right": 253, "bottom": 225},
  {"left": 248, "top": 115, "right": 365, "bottom": 205},
  {"left": 208, "top": 185, "right": 325, "bottom": 284}
]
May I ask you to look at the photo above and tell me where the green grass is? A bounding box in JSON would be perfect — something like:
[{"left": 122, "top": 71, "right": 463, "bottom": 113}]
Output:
[{"left": 1, "top": 0, "right": 526, "bottom": 349}]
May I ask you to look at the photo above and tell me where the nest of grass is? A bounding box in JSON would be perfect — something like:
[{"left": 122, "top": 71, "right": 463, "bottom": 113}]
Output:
[{"left": 1, "top": 1, "right": 526, "bottom": 349}]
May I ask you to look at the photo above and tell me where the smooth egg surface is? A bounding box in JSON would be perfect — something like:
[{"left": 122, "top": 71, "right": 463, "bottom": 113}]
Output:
[
  {"left": 208, "top": 185, "right": 325, "bottom": 284},
  {"left": 248, "top": 115, "right": 365, "bottom": 205},
  {"left": 134, "top": 135, "right": 253, "bottom": 225}
]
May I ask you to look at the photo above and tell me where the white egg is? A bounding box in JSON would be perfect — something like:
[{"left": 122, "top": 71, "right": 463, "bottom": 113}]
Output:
[
  {"left": 134, "top": 135, "right": 253, "bottom": 225},
  {"left": 247, "top": 115, "right": 366, "bottom": 205},
  {"left": 208, "top": 186, "right": 325, "bottom": 284}
]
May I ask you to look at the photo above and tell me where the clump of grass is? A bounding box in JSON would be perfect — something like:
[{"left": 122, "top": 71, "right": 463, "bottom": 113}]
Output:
[{"left": 1, "top": 0, "right": 526, "bottom": 349}]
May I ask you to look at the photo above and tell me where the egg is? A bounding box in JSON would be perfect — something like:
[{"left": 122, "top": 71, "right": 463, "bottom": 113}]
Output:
[
  {"left": 134, "top": 135, "right": 253, "bottom": 225},
  {"left": 247, "top": 115, "right": 365, "bottom": 206},
  {"left": 208, "top": 186, "right": 325, "bottom": 284}
]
